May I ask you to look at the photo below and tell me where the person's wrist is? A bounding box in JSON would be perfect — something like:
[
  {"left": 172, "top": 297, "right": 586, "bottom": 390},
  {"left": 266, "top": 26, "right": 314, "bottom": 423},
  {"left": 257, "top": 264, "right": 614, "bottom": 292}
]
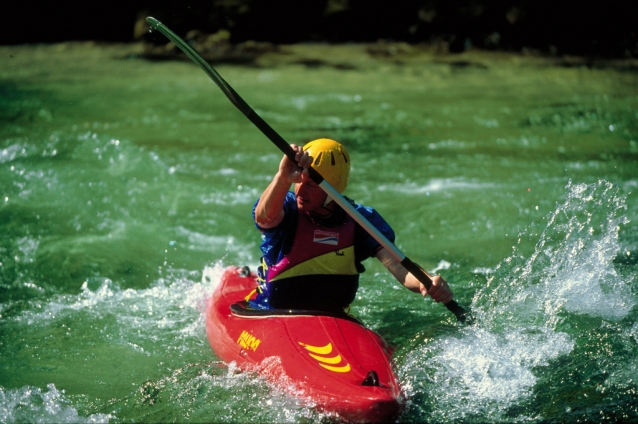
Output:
[{"left": 274, "top": 170, "right": 294, "bottom": 187}]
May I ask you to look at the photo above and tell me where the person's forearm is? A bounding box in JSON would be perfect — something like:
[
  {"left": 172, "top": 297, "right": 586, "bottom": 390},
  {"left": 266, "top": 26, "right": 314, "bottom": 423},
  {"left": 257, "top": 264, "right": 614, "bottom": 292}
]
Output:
[
  {"left": 377, "top": 248, "right": 453, "bottom": 302},
  {"left": 377, "top": 248, "right": 417, "bottom": 292},
  {"left": 254, "top": 171, "right": 290, "bottom": 228},
  {"left": 376, "top": 248, "right": 433, "bottom": 294}
]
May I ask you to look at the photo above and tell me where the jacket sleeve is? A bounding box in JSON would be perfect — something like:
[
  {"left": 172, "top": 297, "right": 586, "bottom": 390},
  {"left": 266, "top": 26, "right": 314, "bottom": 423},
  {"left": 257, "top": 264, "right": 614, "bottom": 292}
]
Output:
[{"left": 353, "top": 203, "right": 395, "bottom": 262}]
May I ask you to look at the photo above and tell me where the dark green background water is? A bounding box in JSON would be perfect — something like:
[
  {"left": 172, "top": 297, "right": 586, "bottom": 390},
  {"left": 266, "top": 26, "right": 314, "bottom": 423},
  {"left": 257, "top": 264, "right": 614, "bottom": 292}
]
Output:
[{"left": 1, "top": 43, "right": 637, "bottom": 422}]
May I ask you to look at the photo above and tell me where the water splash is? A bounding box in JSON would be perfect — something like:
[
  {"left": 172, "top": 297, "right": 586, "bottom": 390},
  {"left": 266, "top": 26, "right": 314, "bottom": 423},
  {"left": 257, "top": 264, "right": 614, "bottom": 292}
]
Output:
[
  {"left": 476, "top": 179, "right": 633, "bottom": 327},
  {"left": 400, "top": 180, "right": 636, "bottom": 422},
  {"left": 0, "top": 384, "right": 113, "bottom": 423},
  {"left": 1, "top": 262, "right": 324, "bottom": 423},
  {"left": 14, "top": 263, "right": 218, "bottom": 327},
  {"left": 3, "top": 261, "right": 228, "bottom": 392},
  {"left": 401, "top": 325, "right": 574, "bottom": 422},
  {"left": 105, "top": 360, "right": 332, "bottom": 423}
]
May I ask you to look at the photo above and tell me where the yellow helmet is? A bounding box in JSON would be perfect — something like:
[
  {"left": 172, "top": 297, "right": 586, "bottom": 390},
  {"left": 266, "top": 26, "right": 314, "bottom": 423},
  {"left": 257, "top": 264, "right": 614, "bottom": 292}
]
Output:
[{"left": 303, "top": 138, "right": 350, "bottom": 193}]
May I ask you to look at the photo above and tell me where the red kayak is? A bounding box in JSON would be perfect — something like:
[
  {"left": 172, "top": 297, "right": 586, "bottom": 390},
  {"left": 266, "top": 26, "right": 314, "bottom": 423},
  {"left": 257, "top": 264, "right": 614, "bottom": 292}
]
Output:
[{"left": 205, "top": 266, "right": 403, "bottom": 422}]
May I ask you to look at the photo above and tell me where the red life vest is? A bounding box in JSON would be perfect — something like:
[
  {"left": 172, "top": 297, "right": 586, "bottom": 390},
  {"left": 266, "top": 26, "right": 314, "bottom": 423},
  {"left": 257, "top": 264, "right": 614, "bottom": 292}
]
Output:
[{"left": 267, "top": 210, "right": 358, "bottom": 283}]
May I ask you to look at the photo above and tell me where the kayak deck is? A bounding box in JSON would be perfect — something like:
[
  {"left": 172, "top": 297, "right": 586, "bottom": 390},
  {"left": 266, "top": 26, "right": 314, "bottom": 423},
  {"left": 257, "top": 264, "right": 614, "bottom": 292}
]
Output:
[
  {"left": 229, "top": 300, "right": 364, "bottom": 324},
  {"left": 205, "top": 266, "right": 403, "bottom": 422}
]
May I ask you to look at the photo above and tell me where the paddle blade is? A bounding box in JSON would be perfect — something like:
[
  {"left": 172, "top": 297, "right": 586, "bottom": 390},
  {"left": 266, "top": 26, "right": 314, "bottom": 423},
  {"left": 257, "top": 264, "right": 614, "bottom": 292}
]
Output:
[{"left": 444, "top": 300, "right": 475, "bottom": 325}]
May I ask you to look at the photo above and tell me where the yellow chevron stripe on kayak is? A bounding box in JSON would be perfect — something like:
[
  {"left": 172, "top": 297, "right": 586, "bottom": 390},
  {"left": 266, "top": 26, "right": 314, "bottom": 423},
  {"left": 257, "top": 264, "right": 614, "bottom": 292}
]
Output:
[
  {"left": 309, "top": 352, "right": 342, "bottom": 364},
  {"left": 299, "top": 342, "right": 351, "bottom": 373},
  {"left": 319, "top": 363, "right": 351, "bottom": 373},
  {"left": 298, "top": 342, "right": 332, "bottom": 355}
]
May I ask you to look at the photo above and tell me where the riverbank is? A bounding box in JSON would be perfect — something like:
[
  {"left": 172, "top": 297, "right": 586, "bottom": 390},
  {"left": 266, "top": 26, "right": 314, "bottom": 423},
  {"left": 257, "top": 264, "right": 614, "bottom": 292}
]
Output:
[{"left": 3, "top": 41, "right": 638, "bottom": 75}]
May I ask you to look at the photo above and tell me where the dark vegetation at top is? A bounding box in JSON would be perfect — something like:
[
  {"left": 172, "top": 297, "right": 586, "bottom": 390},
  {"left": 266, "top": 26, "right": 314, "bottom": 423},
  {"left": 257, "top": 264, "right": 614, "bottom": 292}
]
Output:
[{"left": 2, "top": 0, "right": 636, "bottom": 59}]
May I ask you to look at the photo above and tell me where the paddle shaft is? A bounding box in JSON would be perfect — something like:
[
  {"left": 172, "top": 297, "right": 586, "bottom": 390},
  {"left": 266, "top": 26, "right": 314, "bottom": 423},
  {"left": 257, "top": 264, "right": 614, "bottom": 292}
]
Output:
[{"left": 146, "top": 17, "right": 469, "bottom": 322}]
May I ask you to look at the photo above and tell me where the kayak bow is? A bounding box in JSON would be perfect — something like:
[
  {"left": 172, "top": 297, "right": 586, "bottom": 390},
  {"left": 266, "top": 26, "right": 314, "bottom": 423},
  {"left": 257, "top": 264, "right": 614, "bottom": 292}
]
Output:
[{"left": 206, "top": 266, "right": 404, "bottom": 422}]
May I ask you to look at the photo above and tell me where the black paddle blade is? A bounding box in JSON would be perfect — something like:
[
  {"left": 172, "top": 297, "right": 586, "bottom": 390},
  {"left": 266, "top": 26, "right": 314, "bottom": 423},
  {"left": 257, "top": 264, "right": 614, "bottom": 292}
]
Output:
[{"left": 445, "top": 300, "right": 475, "bottom": 325}]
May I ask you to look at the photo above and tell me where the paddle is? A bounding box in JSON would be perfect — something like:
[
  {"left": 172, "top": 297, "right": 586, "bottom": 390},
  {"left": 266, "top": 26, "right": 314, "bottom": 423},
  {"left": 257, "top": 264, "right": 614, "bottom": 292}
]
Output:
[{"left": 146, "top": 17, "right": 473, "bottom": 324}]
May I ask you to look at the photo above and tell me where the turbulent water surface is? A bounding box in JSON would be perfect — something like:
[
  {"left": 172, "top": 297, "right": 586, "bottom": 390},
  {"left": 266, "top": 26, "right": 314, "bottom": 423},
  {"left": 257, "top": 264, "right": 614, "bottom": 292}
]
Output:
[{"left": 1, "top": 43, "right": 637, "bottom": 423}]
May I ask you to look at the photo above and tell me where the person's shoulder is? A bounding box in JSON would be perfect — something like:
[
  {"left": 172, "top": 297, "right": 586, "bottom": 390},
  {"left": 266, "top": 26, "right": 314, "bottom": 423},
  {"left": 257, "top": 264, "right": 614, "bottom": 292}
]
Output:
[
  {"left": 348, "top": 198, "right": 393, "bottom": 231},
  {"left": 349, "top": 198, "right": 378, "bottom": 217},
  {"left": 254, "top": 191, "right": 297, "bottom": 232}
]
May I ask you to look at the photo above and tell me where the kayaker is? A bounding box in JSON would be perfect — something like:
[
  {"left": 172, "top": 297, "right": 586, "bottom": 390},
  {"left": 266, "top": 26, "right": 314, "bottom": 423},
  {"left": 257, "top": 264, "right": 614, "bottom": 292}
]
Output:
[{"left": 251, "top": 138, "right": 453, "bottom": 312}]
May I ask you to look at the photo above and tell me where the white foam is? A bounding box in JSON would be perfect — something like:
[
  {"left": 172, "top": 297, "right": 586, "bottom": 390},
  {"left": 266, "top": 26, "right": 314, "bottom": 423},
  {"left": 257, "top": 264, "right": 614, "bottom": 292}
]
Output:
[
  {"left": 0, "top": 384, "right": 114, "bottom": 423},
  {"left": 9, "top": 263, "right": 228, "bottom": 355},
  {"left": 199, "top": 188, "right": 259, "bottom": 205},
  {"left": 402, "top": 325, "right": 573, "bottom": 421},
  {"left": 0, "top": 143, "right": 28, "bottom": 163},
  {"left": 378, "top": 178, "right": 495, "bottom": 195},
  {"left": 431, "top": 260, "right": 451, "bottom": 273},
  {"left": 402, "top": 180, "right": 634, "bottom": 421}
]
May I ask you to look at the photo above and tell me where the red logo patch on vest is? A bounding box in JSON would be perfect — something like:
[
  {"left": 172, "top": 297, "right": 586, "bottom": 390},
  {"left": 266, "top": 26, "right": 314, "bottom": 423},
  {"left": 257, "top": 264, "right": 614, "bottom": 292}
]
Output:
[{"left": 313, "top": 230, "right": 339, "bottom": 245}]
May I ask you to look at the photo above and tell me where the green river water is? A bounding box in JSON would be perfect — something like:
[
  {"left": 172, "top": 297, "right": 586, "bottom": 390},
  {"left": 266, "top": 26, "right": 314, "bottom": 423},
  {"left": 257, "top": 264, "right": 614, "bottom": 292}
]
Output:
[{"left": 1, "top": 42, "right": 637, "bottom": 422}]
